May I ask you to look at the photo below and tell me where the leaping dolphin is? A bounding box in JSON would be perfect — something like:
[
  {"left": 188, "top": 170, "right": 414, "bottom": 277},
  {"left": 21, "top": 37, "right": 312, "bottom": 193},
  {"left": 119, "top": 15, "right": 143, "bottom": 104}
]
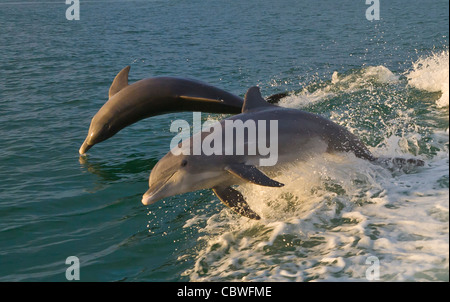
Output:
[
  {"left": 142, "top": 87, "right": 423, "bottom": 220},
  {"left": 79, "top": 66, "right": 246, "bottom": 154}
]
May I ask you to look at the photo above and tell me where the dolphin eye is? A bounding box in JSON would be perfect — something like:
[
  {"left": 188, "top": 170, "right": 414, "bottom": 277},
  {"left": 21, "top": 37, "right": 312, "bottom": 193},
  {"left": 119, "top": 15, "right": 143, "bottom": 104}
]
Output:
[{"left": 181, "top": 160, "right": 188, "bottom": 167}]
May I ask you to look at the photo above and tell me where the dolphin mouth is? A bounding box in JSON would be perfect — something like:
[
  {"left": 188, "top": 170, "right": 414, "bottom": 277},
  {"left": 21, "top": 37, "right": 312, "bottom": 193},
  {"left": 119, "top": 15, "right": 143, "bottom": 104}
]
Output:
[
  {"left": 141, "top": 190, "right": 157, "bottom": 205},
  {"left": 141, "top": 171, "right": 177, "bottom": 205},
  {"left": 79, "top": 140, "right": 92, "bottom": 155}
]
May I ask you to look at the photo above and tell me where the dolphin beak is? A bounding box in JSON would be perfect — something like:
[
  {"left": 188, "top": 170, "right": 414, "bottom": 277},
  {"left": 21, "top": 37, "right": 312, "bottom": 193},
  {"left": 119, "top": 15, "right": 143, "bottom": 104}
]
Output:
[
  {"left": 142, "top": 171, "right": 178, "bottom": 206},
  {"left": 79, "top": 140, "right": 92, "bottom": 155},
  {"left": 141, "top": 189, "right": 159, "bottom": 205}
]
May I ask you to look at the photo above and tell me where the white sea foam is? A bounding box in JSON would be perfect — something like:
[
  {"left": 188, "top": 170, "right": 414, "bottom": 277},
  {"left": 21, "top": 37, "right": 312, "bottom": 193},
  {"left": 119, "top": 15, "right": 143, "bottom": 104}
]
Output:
[
  {"left": 183, "top": 147, "right": 448, "bottom": 281},
  {"left": 406, "top": 50, "right": 449, "bottom": 108},
  {"left": 331, "top": 65, "right": 400, "bottom": 86},
  {"left": 279, "top": 53, "right": 450, "bottom": 110},
  {"left": 180, "top": 59, "right": 449, "bottom": 282},
  {"left": 279, "top": 65, "right": 399, "bottom": 109},
  {"left": 180, "top": 60, "right": 449, "bottom": 281},
  {"left": 278, "top": 88, "right": 335, "bottom": 109}
]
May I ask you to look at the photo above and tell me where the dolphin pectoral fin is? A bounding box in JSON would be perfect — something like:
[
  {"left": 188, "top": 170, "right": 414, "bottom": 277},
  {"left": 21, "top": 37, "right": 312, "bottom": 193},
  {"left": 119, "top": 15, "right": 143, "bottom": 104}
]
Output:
[
  {"left": 109, "top": 66, "right": 130, "bottom": 98},
  {"left": 212, "top": 186, "right": 261, "bottom": 220},
  {"left": 225, "top": 164, "right": 284, "bottom": 187},
  {"left": 179, "top": 95, "right": 223, "bottom": 103}
]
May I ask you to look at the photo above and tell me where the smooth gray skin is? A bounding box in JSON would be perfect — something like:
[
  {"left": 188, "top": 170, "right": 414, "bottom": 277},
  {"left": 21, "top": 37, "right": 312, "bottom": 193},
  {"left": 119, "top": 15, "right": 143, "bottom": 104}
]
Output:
[
  {"left": 79, "top": 66, "right": 244, "bottom": 154},
  {"left": 142, "top": 86, "right": 378, "bottom": 219}
]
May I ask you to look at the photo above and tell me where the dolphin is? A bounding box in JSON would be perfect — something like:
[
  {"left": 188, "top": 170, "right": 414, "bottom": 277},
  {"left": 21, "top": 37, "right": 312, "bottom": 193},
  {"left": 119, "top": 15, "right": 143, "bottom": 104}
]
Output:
[
  {"left": 79, "top": 66, "right": 246, "bottom": 154},
  {"left": 142, "top": 86, "right": 424, "bottom": 220}
]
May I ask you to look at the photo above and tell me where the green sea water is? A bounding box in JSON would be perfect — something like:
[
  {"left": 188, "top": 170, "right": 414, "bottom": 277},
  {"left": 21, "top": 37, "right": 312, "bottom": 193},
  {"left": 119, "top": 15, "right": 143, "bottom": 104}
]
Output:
[{"left": 0, "top": 0, "right": 448, "bottom": 281}]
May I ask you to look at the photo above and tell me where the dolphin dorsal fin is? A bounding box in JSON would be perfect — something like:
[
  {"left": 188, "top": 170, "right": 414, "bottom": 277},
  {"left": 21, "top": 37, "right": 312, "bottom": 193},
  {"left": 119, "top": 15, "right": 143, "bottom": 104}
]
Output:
[
  {"left": 109, "top": 66, "right": 130, "bottom": 98},
  {"left": 242, "top": 86, "right": 272, "bottom": 113}
]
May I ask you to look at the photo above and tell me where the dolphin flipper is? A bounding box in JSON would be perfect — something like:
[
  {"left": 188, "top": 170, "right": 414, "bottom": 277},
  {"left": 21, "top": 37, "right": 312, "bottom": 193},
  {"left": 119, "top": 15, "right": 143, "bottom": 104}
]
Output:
[
  {"left": 225, "top": 164, "right": 284, "bottom": 187},
  {"left": 178, "top": 95, "right": 224, "bottom": 103},
  {"left": 212, "top": 186, "right": 261, "bottom": 220}
]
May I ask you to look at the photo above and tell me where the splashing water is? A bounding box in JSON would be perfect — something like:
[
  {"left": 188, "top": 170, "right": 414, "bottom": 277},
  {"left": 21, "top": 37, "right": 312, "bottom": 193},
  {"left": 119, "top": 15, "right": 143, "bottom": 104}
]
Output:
[
  {"left": 179, "top": 54, "right": 449, "bottom": 282},
  {"left": 407, "top": 50, "right": 449, "bottom": 108}
]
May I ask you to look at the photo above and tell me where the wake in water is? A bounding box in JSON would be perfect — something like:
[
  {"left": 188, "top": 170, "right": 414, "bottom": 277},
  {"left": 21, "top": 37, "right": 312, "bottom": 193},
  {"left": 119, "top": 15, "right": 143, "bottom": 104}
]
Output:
[
  {"left": 177, "top": 51, "right": 449, "bottom": 281},
  {"left": 279, "top": 50, "right": 449, "bottom": 110}
]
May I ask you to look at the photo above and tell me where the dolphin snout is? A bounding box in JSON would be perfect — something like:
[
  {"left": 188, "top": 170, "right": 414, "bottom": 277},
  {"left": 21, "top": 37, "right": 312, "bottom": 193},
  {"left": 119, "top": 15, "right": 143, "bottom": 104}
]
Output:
[
  {"left": 142, "top": 170, "right": 178, "bottom": 206},
  {"left": 141, "top": 189, "right": 159, "bottom": 206},
  {"left": 79, "top": 140, "right": 92, "bottom": 155}
]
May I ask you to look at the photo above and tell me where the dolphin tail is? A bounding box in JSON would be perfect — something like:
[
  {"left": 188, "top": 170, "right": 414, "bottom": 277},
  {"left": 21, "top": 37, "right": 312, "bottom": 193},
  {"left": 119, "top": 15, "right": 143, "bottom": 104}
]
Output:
[
  {"left": 213, "top": 186, "right": 261, "bottom": 220},
  {"left": 266, "top": 92, "right": 289, "bottom": 104}
]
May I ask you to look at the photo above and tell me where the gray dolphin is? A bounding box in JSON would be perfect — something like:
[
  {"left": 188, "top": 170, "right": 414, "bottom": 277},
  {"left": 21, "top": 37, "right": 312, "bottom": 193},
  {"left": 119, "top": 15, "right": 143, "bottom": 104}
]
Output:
[
  {"left": 79, "top": 66, "right": 246, "bottom": 154},
  {"left": 142, "top": 86, "right": 422, "bottom": 220}
]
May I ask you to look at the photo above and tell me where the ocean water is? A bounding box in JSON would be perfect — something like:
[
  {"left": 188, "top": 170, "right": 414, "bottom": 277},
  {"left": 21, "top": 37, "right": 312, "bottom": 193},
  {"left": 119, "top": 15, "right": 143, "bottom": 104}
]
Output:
[{"left": 0, "top": 0, "right": 448, "bottom": 282}]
